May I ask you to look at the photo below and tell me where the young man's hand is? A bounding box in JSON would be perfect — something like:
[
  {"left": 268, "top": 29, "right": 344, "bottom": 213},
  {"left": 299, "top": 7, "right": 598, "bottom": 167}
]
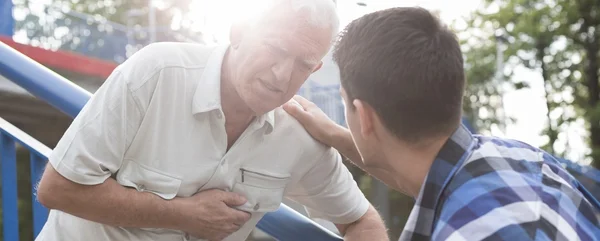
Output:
[{"left": 283, "top": 95, "right": 345, "bottom": 147}]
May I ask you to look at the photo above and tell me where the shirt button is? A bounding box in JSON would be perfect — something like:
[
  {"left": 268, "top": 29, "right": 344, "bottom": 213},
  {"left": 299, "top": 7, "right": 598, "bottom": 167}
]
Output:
[
  {"left": 184, "top": 233, "right": 190, "bottom": 240},
  {"left": 253, "top": 203, "right": 260, "bottom": 211},
  {"left": 138, "top": 185, "right": 146, "bottom": 191},
  {"left": 216, "top": 112, "right": 223, "bottom": 119}
]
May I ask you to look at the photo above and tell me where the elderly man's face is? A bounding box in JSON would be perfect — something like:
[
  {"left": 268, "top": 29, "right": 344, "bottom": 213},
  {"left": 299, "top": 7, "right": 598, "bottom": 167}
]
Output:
[{"left": 230, "top": 14, "right": 332, "bottom": 115}]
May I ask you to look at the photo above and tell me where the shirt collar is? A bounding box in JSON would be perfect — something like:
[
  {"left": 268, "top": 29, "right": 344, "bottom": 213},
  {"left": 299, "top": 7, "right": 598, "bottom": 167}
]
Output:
[
  {"left": 402, "top": 124, "right": 476, "bottom": 239},
  {"left": 416, "top": 123, "right": 476, "bottom": 214},
  {"left": 191, "top": 44, "right": 275, "bottom": 129},
  {"left": 257, "top": 111, "right": 275, "bottom": 132},
  {"left": 416, "top": 124, "right": 476, "bottom": 215}
]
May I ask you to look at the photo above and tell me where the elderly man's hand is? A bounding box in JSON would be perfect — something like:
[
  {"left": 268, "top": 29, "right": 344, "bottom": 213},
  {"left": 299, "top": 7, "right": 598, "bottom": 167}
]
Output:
[
  {"left": 283, "top": 95, "right": 344, "bottom": 147},
  {"left": 173, "top": 189, "right": 251, "bottom": 241}
]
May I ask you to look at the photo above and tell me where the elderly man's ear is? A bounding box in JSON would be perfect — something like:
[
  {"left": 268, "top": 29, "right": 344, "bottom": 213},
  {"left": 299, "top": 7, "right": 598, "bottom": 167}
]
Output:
[{"left": 229, "top": 22, "right": 248, "bottom": 49}]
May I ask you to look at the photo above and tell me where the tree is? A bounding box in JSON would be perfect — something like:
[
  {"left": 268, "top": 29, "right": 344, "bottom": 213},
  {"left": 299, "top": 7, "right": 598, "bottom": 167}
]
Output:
[
  {"left": 458, "top": 28, "right": 512, "bottom": 135},
  {"left": 459, "top": 0, "right": 600, "bottom": 168}
]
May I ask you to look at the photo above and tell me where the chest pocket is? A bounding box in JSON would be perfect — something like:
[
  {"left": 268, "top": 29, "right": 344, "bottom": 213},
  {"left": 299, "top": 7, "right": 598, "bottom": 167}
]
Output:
[
  {"left": 232, "top": 167, "right": 290, "bottom": 213},
  {"left": 117, "top": 160, "right": 182, "bottom": 199}
]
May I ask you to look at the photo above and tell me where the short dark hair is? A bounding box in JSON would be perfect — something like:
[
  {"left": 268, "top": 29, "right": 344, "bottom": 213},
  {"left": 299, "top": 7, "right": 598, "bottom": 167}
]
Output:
[{"left": 333, "top": 7, "right": 465, "bottom": 143}]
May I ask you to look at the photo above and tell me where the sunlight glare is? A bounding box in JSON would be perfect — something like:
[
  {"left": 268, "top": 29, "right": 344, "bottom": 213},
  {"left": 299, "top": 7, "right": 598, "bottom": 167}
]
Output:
[{"left": 188, "top": 0, "right": 272, "bottom": 43}]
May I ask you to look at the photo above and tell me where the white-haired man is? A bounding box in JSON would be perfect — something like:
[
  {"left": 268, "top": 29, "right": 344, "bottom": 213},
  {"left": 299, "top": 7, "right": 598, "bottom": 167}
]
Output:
[{"left": 34, "top": 0, "right": 388, "bottom": 240}]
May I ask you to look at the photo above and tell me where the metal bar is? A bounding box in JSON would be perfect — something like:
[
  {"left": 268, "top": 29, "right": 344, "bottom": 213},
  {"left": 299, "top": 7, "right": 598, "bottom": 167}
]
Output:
[
  {"left": 0, "top": 41, "right": 91, "bottom": 118},
  {"left": 148, "top": 0, "right": 156, "bottom": 43},
  {"left": 1, "top": 132, "right": 19, "bottom": 241},
  {"left": 461, "top": 117, "right": 477, "bottom": 134},
  {"left": 259, "top": 205, "right": 343, "bottom": 241},
  {"left": 0, "top": 117, "right": 51, "bottom": 236},
  {"left": 30, "top": 153, "right": 48, "bottom": 238},
  {"left": 0, "top": 0, "right": 14, "bottom": 37},
  {"left": 0, "top": 117, "right": 52, "bottom": 158}
]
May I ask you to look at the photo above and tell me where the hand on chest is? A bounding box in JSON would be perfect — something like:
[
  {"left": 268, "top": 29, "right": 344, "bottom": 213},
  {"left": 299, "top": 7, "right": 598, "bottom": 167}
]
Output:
[
  {"left": 117, "top": 137, "right": 300, "bottom": 214},
  {"left": 118, "top": 114, "right": 308, "bottom": 214}
]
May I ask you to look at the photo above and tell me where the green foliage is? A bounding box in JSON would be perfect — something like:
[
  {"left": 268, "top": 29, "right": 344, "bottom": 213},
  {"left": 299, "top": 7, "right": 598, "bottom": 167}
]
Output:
[
  {"left": 388, "top": 191, "right": 414, "bottom": 240},
  {"left": 460, "top": 0, "right": 600, "bottom": 167},
  {"left": 459, "top": 33, "right": 508, "bottom": 134}
]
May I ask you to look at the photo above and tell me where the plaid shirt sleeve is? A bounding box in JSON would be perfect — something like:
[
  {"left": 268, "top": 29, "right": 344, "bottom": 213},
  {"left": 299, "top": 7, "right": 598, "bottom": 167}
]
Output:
[
  {"left": 431, "top": 171, "right": 540, "bottom": 240},
  {"left": 430, "top": 150, "right": 600, "bottom": 241}
]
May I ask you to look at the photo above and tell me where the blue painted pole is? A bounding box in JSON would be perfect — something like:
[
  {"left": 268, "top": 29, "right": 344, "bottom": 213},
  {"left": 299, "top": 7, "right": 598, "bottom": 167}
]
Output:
[
  {"left": 259, "top": 205, "right": 343, "bottom": 241},
  {"left": 30, "top": 153, "right": 49, "bottom": 238},
  {"left": 461, "top": 117, "right": 476, "bottom": 133},
  {"left": 0, "top": 41, "right": 91, "bottom": 118},
  {"left": 1, "top": 132, "right": 19, "bottom": 241},
  {"left": 0, "top": 0, "right": 14, "bottom": 37}
]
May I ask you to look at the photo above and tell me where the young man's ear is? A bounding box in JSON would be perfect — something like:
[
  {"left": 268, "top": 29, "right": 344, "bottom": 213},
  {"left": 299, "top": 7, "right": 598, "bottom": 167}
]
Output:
[{"left": 353, "top": 99, "right": 375, "bottom": 139}]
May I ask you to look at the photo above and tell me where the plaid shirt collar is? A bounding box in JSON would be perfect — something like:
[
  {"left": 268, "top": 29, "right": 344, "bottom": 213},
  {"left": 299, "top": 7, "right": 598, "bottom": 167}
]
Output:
[{"left": 400, "top": 124, "right": 476, "bottom": 240}]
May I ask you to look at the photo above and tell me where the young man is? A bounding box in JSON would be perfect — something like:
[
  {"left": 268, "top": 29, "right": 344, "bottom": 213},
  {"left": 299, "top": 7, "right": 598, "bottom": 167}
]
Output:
[
  {"left": 35, "top": 0, "right": 387, "bottom": 240},
  {"left": 284, "top": 7, "right": 600, "bottom": 240}
]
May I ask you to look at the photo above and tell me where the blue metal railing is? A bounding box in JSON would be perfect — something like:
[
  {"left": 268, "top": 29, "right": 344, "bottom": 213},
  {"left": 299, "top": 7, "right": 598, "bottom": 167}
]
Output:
[
  {"left": 0, "top": 0, "right": 14, "bottom": 36},
  {"left": 0, "top": 39, "right": 342, "bottom": 241},
  {"left": 0, "top": 41, "right": 89, "bottom": 118},
  {"left": 0, "top": 117, "right": 51, "bottom": 240}
]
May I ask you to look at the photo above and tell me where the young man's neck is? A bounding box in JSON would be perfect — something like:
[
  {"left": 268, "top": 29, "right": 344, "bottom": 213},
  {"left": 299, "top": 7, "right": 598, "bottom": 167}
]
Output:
[{"left": 375, "top": 135, "right": 449, "bottom": 198}]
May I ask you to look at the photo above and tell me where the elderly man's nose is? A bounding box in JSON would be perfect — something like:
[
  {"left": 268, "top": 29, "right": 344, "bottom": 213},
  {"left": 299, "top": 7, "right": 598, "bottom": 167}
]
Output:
[{"left": 272, "top": 58, "right": 295, "bottom": 83}]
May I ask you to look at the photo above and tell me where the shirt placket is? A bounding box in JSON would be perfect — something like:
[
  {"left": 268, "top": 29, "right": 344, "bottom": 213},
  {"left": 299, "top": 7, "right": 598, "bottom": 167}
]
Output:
[
  {"left": 182, "top": 112, "right": 265, "bottom": 241},
  {"left": 217, "top": 113, "right": 266, "bottom": 173}
]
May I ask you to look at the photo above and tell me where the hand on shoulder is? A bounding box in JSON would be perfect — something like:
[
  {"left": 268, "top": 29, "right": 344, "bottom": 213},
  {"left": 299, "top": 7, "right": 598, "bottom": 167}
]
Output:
[{"left": 283, "top": 95, "right": 346, "bottom": 147}]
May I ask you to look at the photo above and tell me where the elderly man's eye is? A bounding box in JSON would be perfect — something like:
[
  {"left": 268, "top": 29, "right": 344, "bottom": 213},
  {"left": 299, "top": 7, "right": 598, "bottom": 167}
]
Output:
[
  {"left": 304, "top": 63, "right": 314, "bottom": 70},
  {"left": 265, "top": 43, "right": 285, "bottom": 55},
  {"left": 296, "top": 61, "right": 313, "bottom": 71}
]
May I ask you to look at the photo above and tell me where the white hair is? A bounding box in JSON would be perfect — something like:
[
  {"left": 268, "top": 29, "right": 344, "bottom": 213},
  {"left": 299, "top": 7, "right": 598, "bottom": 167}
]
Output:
[
  {"left": 288, "top": 0, "right": 339, "bottom": 38},
  {"left": 244, "top": 0, "right": 340, "bottom": 40}
]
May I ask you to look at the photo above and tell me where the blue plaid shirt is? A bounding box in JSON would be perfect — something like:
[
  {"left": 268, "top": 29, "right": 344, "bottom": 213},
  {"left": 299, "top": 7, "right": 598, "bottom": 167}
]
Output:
[{"left": 400, "top": 125, "right": 600, "bottom": 240}]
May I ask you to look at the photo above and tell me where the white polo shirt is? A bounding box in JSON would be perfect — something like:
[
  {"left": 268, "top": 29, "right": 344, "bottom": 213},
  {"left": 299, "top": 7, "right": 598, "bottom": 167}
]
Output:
[{"left": 36, "top": 42, "right": 369, "bottom": 241}]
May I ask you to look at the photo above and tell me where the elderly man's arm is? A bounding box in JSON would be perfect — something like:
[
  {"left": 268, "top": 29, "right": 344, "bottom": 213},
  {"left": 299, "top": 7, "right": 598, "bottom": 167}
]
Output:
[
  {"left": 37, "top": 48, "right": 251, "bottom": 240},
  {"left": 285, "top": 143, "right": 388, "bottom": 240},
  {"left": 38, "top": 165, "right": 250, "bottom": 240},
  {"left": 335, "top": 205, "right": 388, "bottom": 240}
]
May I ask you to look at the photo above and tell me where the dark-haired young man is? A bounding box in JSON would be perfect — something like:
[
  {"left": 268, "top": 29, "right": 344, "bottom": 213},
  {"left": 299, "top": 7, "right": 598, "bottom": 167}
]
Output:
[{"left": 285, "top": 6, "right": 600, "bottom": 240}]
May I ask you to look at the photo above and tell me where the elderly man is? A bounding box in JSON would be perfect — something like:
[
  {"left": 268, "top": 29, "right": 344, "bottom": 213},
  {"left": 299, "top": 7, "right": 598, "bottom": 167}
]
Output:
[
  {"left": 285, "top": 7, "right": 600, "bottom": 241},
  {"left": 34, "top": 0, "right": 388, "bottom": 240}
]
